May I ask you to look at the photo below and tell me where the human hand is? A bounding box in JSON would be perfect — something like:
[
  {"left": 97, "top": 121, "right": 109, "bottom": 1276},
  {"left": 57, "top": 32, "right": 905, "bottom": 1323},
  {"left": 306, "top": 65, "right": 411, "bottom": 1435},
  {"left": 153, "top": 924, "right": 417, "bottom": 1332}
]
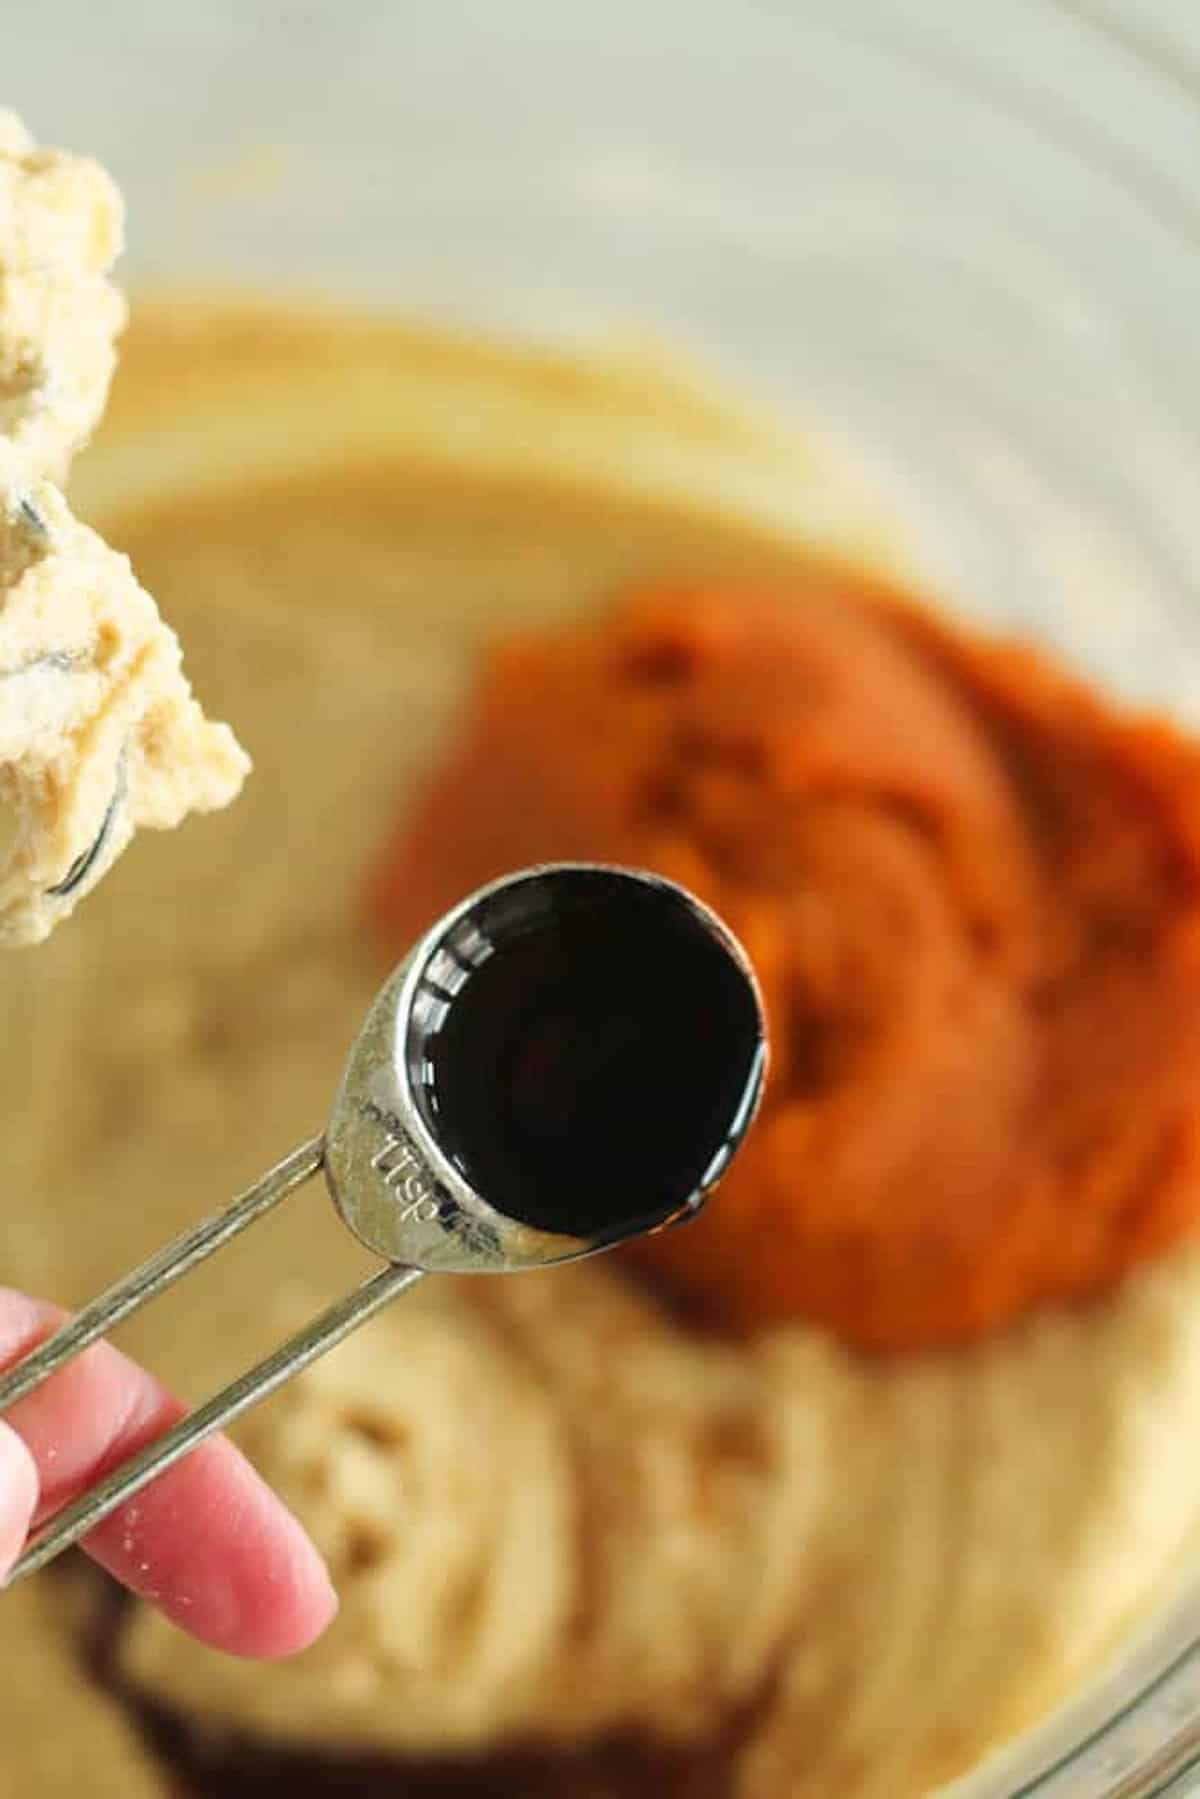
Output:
[{"left": 0, "top": 1288, "right": 336, "bottom": 1658}]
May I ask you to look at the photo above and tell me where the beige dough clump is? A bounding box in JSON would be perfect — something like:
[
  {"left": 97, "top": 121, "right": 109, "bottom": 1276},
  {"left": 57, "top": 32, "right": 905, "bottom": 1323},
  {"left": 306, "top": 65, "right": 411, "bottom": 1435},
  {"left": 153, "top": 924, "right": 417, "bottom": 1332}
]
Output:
[
  {"left": 0, "top": 107, "right": 125, "bottom": 486},
  {"left": 0, "top": 113, "right": 248, "bottom": 944},
  {"left": 119, "top": 1248, "right": 1200, "bottom": 1797},
  {"left": 0, "top": 482, "right": 248, "bottom": 943}
]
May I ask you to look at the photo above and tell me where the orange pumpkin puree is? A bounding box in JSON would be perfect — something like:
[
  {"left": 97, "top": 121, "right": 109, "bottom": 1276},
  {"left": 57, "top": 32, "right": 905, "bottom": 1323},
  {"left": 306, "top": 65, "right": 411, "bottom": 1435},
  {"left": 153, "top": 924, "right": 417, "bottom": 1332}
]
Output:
[{"left": 370, "top": 575, "right": 1200, "bottom": 1352}]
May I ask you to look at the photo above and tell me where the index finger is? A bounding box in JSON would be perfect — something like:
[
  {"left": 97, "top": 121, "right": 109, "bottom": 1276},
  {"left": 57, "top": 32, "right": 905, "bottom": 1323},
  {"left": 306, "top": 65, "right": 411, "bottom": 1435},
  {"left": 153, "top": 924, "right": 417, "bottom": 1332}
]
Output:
[{"left": 0, "top": 1289, "right": 337, "bottom": 1658}]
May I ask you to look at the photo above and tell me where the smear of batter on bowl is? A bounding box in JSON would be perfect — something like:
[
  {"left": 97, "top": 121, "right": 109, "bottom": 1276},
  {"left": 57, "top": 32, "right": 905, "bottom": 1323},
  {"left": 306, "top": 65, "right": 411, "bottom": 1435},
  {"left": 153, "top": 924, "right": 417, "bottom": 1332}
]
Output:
[{"left": 0, "top": 111, "right": 247, "bottom": 946}]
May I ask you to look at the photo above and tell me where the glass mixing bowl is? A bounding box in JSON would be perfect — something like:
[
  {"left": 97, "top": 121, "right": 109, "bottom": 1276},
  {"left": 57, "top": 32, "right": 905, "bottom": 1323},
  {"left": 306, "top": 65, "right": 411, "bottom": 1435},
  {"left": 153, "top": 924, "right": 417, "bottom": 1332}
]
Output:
[{"left": 13, "top": 3, "right": 1200, "bottom": 1793}]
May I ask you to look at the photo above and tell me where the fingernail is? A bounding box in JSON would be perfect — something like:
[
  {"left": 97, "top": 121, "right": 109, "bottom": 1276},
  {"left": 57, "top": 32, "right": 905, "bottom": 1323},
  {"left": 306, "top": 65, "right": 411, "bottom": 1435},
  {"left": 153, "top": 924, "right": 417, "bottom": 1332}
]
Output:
[{"left": 0, "top": 1420, "right": 38, "bottom": 1576}]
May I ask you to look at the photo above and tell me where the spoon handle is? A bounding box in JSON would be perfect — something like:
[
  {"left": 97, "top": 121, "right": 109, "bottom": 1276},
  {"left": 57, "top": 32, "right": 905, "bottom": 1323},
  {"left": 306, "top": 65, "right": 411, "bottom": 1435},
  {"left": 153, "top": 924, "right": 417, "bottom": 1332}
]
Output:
[
  {"left": 0, "top": 1136, "right": 325, "bottom": 1415},
  {"left": 3, "top": 1260, "right": 425, "bottom": 1582}
]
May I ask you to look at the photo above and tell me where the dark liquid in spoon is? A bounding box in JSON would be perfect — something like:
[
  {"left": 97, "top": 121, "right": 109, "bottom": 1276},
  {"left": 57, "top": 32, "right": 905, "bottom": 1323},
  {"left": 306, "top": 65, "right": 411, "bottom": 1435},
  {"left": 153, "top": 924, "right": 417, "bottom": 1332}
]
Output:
[{"left": 410, "top": 871, "right": 764, "bottom": 1240}]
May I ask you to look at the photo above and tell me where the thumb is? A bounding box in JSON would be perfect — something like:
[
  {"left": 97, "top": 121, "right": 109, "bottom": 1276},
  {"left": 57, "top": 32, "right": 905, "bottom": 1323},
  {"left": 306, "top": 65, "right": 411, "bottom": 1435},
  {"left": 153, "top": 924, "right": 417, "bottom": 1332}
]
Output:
[{"left": 0, "top": 1418, "right": 38, "bottom": 1579}]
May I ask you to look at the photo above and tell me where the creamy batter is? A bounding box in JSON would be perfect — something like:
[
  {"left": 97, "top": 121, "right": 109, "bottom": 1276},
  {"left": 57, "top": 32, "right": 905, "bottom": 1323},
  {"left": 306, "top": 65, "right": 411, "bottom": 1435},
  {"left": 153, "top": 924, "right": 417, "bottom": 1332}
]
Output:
[
  {"left": 118, "top": 1248, "right": 1200, "bottom": 1798},
  {"left": 0, "top": 298, "right": 1190, "bottom": 1798}
]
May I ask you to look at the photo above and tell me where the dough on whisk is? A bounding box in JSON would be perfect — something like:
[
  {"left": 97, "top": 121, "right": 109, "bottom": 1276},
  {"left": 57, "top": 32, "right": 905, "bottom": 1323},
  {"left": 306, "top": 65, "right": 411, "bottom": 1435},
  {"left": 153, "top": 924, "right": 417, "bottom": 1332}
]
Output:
[
  {"left": 0, "top": 115, "right": 248, "bottom": 945},
  {"left": 0, "top": 108, "right": 126, "bottom": 486},
  {"left": 0, "top": 482, "right": 248, "bottom": 944}
]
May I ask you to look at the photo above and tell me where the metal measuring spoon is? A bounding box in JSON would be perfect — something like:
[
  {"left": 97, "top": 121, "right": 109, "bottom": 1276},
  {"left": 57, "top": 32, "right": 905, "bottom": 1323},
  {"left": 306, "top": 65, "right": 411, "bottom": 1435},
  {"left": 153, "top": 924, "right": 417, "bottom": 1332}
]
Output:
[{"left": 0, "top": 863, "right": 766, "bottom": 1581}]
